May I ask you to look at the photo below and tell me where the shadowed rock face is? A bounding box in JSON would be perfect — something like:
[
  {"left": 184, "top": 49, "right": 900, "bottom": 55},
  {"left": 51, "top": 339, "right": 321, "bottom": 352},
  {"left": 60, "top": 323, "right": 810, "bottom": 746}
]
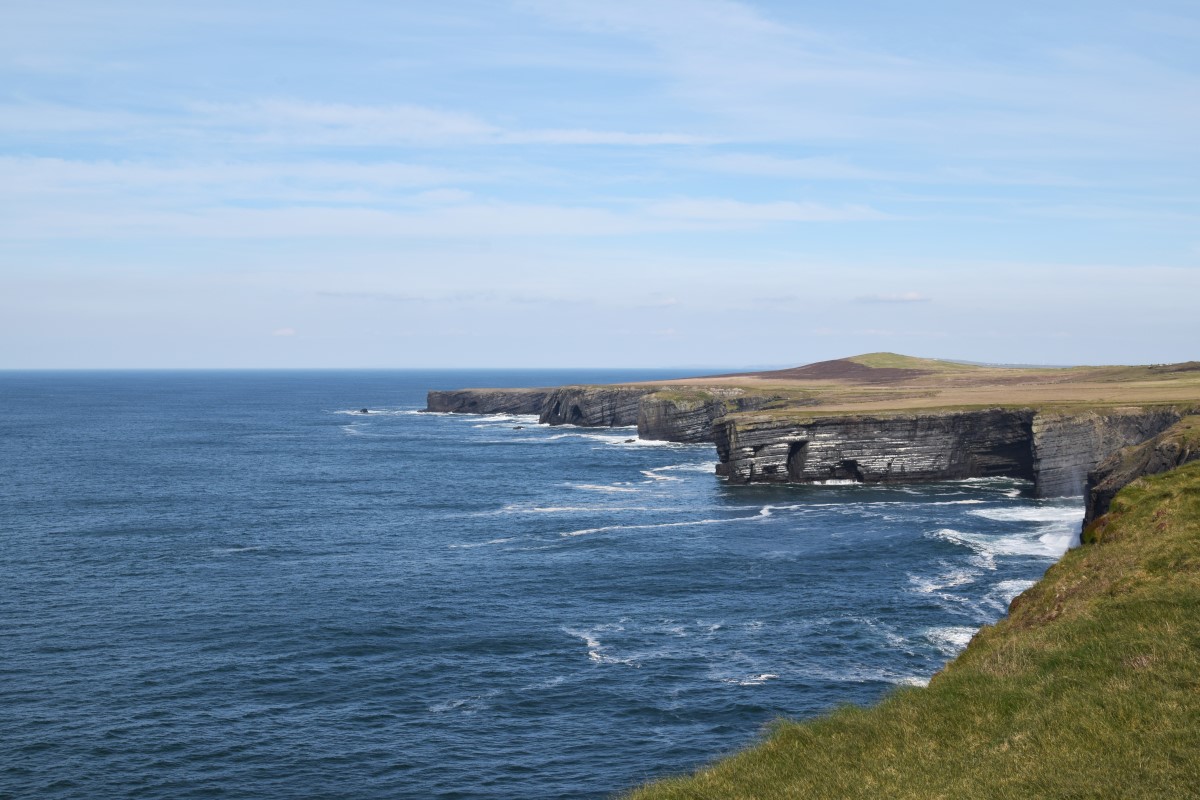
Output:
[
  {"left": 1032, "top": 409, "right": 1184, "bottom": 497},
  {"left": 426, "top": 389, "right": 549, "bottom": 415},
  {"left": 713, "top": 410, "right": 1037, "bottom": 486},
  {"left": 716, "top": 407, "right": 1185, "bottom": 497},
  {"left": 637, "top": 390, "right": 786, "bottom": 443},
  {"left": 540, "top": 387, "right": 656, "bottom": 427},
  {"left": 426, "top": 386, "right": 1193, "bottom": 498},
  {"left": 1084, "top": 416, "right": 1200, "bottom": 525}
]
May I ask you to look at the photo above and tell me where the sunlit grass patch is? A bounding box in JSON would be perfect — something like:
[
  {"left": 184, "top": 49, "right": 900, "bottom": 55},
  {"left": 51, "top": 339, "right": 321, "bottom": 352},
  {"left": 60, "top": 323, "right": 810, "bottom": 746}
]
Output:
[{"left": 626, "top": 462, "right": 1200, "bottom": 800}]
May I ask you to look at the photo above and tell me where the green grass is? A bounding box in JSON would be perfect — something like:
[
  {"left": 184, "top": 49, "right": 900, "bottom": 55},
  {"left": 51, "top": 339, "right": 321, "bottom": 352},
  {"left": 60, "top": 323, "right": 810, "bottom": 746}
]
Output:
[
  {"left": 625, "top": 462, "right": 1200, "bottom": 799},
  {"left": 846, "top": 352, "right": 981, "bottom": 372}
]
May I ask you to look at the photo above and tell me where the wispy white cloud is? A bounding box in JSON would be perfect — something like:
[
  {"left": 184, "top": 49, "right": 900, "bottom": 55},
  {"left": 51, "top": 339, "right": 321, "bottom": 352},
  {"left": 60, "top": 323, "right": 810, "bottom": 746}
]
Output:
[
  {"left": 856, "top": 292, "right": 930, "bottom": 303},
  {"left": 0, "top": 99, "right": 712, "bottom": 150},
  {"left": 698, "top": 153, "right": 898, "bottom": 181},
  {"left": 0, "top": 195, "right": 889, "bottom": 240},
  {"left": 646, "top": 197, "right": 889, "bottom": 222}
]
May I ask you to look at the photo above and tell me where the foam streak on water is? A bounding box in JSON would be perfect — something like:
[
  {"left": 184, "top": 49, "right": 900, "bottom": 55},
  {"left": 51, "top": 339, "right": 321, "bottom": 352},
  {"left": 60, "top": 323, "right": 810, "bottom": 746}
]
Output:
[{"left": 0, "top": 370, "right": 1081, "bottom": 800}]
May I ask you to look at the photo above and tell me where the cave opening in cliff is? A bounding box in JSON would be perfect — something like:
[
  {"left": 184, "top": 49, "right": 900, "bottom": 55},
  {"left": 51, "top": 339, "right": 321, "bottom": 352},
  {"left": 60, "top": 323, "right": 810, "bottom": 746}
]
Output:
[
  {"left": 831, "top": 459, "right": 865, "bottom": 482},
  {"left": 786, "top": 442, "right": 809, "bottom": 481}
]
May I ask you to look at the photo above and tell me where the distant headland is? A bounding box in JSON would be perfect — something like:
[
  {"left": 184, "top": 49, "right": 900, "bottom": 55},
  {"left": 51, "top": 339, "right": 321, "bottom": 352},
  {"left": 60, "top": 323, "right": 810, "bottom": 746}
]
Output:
[{"left": 427, "top": 352, "right": 1200, "bottom": 504}]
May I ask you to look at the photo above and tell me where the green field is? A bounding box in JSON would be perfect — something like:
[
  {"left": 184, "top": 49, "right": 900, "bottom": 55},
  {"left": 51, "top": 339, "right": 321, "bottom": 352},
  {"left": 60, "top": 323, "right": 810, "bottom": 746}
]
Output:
[{"left": 626, "top": 461, "right": 1200, "bottom": 799}]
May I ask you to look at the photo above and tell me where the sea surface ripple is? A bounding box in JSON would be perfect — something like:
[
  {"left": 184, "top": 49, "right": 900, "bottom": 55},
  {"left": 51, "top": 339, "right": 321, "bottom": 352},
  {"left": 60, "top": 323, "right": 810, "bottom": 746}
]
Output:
[{"left": 0, "top": 370, "right": 1082, "bottom": 799}]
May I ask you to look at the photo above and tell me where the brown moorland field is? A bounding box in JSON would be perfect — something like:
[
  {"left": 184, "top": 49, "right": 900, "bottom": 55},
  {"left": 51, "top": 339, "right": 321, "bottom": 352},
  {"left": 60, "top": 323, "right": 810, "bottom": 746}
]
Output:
[{"left": 641, "top": 353, "right": 1200, "bottom": 414}]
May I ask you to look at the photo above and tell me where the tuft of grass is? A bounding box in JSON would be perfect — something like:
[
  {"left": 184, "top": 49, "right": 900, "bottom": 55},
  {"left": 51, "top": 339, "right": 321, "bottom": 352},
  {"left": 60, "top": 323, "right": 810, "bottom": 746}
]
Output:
[{"left": 625, "top": 462, "right": 1200, "bottom": 800}]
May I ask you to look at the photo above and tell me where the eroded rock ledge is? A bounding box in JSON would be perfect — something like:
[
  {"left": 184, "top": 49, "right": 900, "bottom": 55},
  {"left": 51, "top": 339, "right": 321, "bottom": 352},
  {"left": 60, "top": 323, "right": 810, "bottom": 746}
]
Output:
[
  {"left": 715, "top": 406, "right": 1185, "bottom": 498},
  {"left": 1084, "top": 415, "right": 1200, "bottom": 524},
  {"left": 426, "top": 350, "right": 1200, "bottom": 499},
  {"left": 427, "top": 385, "right": 780, "bottom": 443}
]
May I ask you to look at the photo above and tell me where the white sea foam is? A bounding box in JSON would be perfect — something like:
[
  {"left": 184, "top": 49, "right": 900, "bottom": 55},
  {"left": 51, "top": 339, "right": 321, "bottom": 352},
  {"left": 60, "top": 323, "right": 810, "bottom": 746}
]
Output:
[
  {"left": 908, "top": 565, "right": 979, "bottom": 594},
  {"left": 639, "top": 461, "right": 717, "bottom": 482},
  {"left": 968, "top": 506, "right": 1084, "bottom": 524},
  {"left": 495, "top": 504, "right": 659, "bottom": 515},
  {"left": 570, "top": 483, "right": 643, "bottom": 494},
  {"left": 990, "top": 579, "right": 1036, "bottom": 606},
  {"left": 448, "top": 537, "right": 517, "bottom": 549},
  {"left": 929, "top": 525, "right": 1076, "bottom": 562},
  {"left": 895, "top": 676, "right": 931, "bottom": 687},
  {"left": 924, "top": 625, "right": 978, "bottom": 656},
  {"left": 562, "top": 627, "right": 639, "bottom": 666},
  {"left": 562, "top": 506, "right": 773, "bottom": 537},
  {"left": 721, "top": 673, "right": 779, "bottom": 686},
  {"left": 212, "top": 545, "right": 266, "bottom": 554},
  {"left": 562, "top": 518, "right": 728, "bottom": 537}
]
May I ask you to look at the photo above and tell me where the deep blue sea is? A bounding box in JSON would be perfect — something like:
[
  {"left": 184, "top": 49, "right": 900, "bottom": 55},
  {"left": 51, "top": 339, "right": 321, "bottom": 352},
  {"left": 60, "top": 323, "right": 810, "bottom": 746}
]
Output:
[{"left": 0, "top": 370, "right": 1084, "bottom": 799}]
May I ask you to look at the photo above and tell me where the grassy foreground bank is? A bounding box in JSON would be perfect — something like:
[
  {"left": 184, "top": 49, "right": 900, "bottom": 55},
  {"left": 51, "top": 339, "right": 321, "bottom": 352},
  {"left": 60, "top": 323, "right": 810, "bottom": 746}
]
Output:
[{"left": 627, "top": 464, "right": 1200, "bottom": 799}]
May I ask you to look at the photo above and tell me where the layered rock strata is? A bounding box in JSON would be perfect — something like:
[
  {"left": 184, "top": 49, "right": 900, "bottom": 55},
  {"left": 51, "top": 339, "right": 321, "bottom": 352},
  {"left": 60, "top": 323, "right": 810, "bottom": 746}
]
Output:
[
  {"left": 539, "top": 387, "right": 657, "bottom": 427},
  {"left": 426, "top": 389, "right": 549, "bottom": 416},
  {"left": 427, "top": 388, "right": 1192, "bottom": 497},
  {"left": 1084, "top": 416, "right": 1200, "bottom": 525},
  {"left": 713, "top": 410, "right": 1037, "bottom": 486},
  {"left": 637, "top": 389, "right": 786, "bottom": 443},
  {"left": 1030, "top": 408, "right": 1184, "bottom": 497},
  {"left": 426, "top": 386, "right": 769, "bottom": 441},
  {"left": 715, "top": 407, "right": 1185, "bottom": 497}
]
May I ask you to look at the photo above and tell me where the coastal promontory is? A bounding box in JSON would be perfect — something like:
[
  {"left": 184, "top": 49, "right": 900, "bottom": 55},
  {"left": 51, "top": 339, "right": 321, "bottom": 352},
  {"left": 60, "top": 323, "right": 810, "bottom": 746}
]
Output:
[{"left": 427, "top": 353, "right": 1200, "bottom": 497}]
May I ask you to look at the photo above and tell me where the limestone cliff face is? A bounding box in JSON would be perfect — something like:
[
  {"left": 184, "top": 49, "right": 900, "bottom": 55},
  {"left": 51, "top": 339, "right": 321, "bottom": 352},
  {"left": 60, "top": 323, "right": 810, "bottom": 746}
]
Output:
[
  {"left": 713, "top": 406, "right": 1187, "bottom": 496},
  {"left": 637, "top": 390, "right": 785, "bottom": 444},
  {"left": 426, "top": 386, "right": 1191, "bottom": 499},
  {"left": 1031, "top": 409, "right": 1183, "bottom": 497},
  {"left": 539, "top": 387, "right": 656, "bottom": 427},
  {"left": 1084, "top": 416, "right": 1200, "bottom": 525},
  {"left": 713, "top": 410, "right": 1036, "bottom": 485},
  {"left": 426, "top": 389, "right": 549, "bottom": 416}
]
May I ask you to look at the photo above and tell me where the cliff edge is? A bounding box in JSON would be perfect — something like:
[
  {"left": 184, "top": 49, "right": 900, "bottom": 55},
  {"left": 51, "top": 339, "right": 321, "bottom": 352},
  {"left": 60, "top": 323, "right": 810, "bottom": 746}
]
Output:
[
  {"left": 1084, "top": 415, "right": 1200, "bottom": 526},
  {"left": 625, "top": 458, "right": 1200, "bottom": 799},
  {"left": 426, "top": 354, "right": 1200, "bottom": 496}
]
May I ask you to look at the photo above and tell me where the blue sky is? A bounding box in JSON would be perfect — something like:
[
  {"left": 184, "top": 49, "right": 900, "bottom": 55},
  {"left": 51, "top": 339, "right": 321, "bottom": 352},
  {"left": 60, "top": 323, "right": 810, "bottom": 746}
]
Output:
[{"left": 2, "top": 1, "right": 1198, "bottom": 368}]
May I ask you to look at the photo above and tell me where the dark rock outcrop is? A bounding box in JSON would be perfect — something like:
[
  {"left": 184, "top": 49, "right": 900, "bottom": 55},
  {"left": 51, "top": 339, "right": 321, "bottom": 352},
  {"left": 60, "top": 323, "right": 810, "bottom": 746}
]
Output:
[
  {"left": 637, "top": 389, "right": 786, "bottom": 443},
  {"left": 1031, "top": 408, "right": 1183, "bottom": 497},
  {"left": 1084, "top": 416, "right": 1200, "bottom": 525},
  {"left": 714, "top": 406, "right": 1187, "bottom": 496},
  {"left": 539, "top": 387, "right": 656, "bottom": 427},
  {"left": 426, "top": 389, "right": 550, "bottom": 416},
  {"left": 426, "top": 386, "right": 1194, "bottom": 498},
  {"left": 713, "top": 409, "right": 1036, "bottom": 485}
]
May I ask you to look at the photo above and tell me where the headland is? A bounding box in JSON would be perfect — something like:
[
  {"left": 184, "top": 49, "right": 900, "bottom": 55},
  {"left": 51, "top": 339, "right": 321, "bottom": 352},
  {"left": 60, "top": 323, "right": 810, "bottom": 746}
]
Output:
[{"left": 427, "top": 353, "right": 1200, "bottom": 499}]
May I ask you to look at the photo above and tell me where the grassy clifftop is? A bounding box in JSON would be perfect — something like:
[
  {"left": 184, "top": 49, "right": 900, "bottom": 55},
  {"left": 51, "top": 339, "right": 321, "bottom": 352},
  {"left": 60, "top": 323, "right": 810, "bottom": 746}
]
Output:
[
  {"left": 651, "top": 352, "right": 1200, "bottom": 415},
  {"left": 626, "top": 462, "right": 1200, "bottom": 799}
]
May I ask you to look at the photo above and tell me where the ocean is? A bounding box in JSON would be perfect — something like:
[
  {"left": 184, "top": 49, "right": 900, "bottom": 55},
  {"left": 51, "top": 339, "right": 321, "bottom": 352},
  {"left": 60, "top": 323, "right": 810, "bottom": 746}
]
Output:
[{"left": 0, "top": 370, "right": 1082, "bottom": 799}]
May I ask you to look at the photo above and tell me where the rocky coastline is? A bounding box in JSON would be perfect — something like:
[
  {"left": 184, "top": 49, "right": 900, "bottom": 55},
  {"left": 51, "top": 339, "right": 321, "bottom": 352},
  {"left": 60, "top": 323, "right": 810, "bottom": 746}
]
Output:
[{"left": 427, "top": 385, "right": 1194, "bottom": 498}]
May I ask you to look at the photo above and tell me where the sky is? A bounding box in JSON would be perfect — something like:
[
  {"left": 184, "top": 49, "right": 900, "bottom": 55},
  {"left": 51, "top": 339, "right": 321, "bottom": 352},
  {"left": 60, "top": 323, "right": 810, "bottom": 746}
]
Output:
[{"left": 2, "top": 1, "right": 1198, "bottom": 369}]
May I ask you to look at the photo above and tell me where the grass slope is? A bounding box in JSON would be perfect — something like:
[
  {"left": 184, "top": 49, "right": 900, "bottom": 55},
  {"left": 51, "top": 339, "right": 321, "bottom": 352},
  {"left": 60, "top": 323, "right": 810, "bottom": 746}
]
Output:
[{"left": 626, "top": 463, "right": 1200, "bottom": 799}]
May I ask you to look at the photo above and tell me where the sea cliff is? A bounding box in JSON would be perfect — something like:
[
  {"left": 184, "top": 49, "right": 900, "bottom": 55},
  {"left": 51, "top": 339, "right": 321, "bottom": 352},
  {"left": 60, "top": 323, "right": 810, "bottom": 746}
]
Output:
[{"left": 425, "top": 354, "right": 1200, "bottom": 497}]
